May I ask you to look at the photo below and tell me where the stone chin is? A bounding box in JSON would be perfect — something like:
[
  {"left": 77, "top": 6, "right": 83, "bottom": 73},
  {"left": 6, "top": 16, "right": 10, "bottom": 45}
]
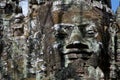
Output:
[{"left": 63, "top": 42, "right": 101, "bottom": 68}]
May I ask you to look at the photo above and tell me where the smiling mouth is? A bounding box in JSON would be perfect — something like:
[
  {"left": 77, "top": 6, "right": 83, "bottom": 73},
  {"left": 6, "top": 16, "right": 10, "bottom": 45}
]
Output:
[
  {"left": 64, "top": 48, "right": 92, "bottom": 54},
  {"left": 63, "top": 49, "right": 93, "bottom": 60}
]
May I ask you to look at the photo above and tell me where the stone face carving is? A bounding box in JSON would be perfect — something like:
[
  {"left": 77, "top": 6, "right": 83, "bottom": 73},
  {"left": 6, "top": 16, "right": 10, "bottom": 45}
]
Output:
[
  {"left": 14, "top": 13, "right": 24, "bottom": 23},
  {"left": 51, "top": 1, "right": 114, "bottom": 80},
  {"left": 0, "top": 0, "right": 120, "bottom": 80},
  {"left": 53, "top": 22, "right": 103, "bottom": 79},
  {"left": 12, "top": 14, "right": 25, "bottom": 37}
]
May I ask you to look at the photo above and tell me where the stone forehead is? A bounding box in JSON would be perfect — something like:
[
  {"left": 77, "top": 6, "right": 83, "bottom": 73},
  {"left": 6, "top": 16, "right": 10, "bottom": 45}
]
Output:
[
  {"left": 53, "top": 22, "right": 96, "bottom": 28},
  {"left": 52, "top": 1, "right": 102, "bottom": 24}
]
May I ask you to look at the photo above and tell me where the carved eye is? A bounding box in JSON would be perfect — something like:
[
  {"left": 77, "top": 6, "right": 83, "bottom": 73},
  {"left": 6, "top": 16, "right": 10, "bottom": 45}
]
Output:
[
  {"left": 56, "top": 26, "right": 74, "bottom": 39},
  {"left": 85, "top": 25, "right": 96, "bottom": 37},
  {"left": 86, "top": 30, "right": 95, "bottom": 37},
  {"left": 55, "top": 29, "right": 67, "bottom": 39},
  {"left": 54, "top": 24, "right": 73, "bottom": 39}
]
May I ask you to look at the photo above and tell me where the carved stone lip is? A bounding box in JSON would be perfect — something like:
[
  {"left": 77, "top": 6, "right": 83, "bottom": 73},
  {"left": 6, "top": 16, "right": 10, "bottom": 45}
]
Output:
[
  {"left": 63, "top": 48, "right": 80, "bottom": 54},
  {"left": 66, "top": 42, "right": 89, "bottom": 49},
  {"left": 63, "top": 48, "right": 93, "bottom": 55},
  {"left": 87, "top": 30, "right": 94, "bottom": 34}
]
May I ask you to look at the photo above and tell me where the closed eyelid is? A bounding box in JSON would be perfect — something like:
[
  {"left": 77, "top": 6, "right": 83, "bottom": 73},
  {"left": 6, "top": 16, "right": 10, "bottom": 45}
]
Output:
[{"left": 86, "top": 25, "right": 96, "bottom": 30}]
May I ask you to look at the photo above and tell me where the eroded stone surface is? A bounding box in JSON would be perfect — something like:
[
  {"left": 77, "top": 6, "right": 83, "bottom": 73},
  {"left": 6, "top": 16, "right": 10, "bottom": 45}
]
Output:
[{"left": 0, "top": 0, "right": 120, "bottom": 80}]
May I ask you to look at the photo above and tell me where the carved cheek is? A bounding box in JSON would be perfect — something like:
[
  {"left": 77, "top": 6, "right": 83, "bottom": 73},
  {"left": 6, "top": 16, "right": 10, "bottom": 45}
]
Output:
[{"left": 95, "top": 33, "right": 102, "bottom": 42}]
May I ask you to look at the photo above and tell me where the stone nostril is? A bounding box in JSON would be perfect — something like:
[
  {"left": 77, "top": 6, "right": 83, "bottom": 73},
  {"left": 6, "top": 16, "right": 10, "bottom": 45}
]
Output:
[{"left": 66, "top": 41, "right": 89, "bottom": 49}]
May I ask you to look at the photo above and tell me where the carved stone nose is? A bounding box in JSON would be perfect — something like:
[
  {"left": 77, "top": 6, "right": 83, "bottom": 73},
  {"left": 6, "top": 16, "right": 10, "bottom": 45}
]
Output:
[{"left": 66, "top": 27, "right": 88, "bottom": 49}]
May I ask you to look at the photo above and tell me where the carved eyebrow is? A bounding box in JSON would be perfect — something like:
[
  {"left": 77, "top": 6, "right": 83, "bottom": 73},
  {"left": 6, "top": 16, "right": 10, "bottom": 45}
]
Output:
[
  {"left": 60, "top": 23, "right": 74, "bottom": 26},
  {"left": 53, "top": 23, "right": 75, "bottom": 30},
  {"left": 55, "top": 23, "right": 74, "bottom": 27},
  {"left": 78, "top": 24, "right": 89, "bottom": 28}
]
